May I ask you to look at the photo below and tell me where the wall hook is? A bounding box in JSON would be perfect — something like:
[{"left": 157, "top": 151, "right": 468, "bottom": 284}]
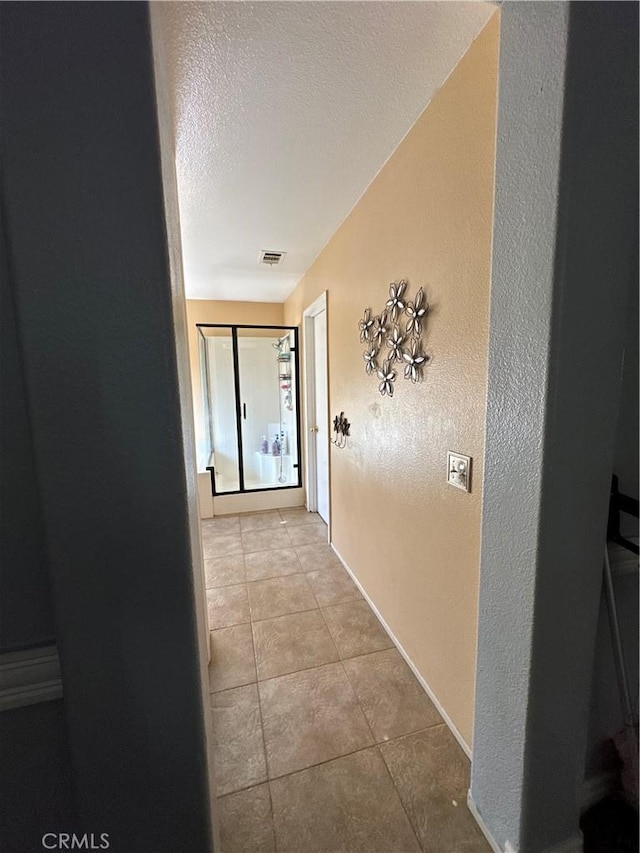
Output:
[{"left": 331, "top": 412, "right": 350, "bottom": 448}]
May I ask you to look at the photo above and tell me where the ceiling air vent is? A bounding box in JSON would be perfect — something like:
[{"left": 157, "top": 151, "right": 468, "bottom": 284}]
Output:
[{"left": 259, "top": 250, "right": 286, "bottom": 267}]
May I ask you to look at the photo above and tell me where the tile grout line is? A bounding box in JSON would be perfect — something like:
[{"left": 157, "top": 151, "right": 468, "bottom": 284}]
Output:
[
  {"left": 208, "top": 536, "right": 348, "bottom": 628},
  {"left": 335, "top": 650, "right": 379, "bottom": 748},
  {"left": 217, "top": 722, "right": 449, "bottom": 799},
  {"left": 250, "top": 580, "right": 280, "bottom": 853},
  {"left": 247, "top": 630, "right": 421, "bottom": 691},
  {"left": 315, "top": 593, "right": 426, "bottom": 851},
  {"left": 317, "top": 618, "right": 395, "bottom": 663},
  {"left": 217, "top": 743, "right": 383, "bottom": 801},
  {"left": 249, "top": 521, "right": 279, "bottom": 851},
  {"left": 302, "top": 574, "right": 341, "bottom": 666},
  {"left": 268, "top": 742, "right": 379, "bottom": 785},
  {"left": 212, "top": 659, "right": 447, "bottom": 744},
  {"left": 375, "top": 740, "right": 425, "bottom": 852},
  {"left": 311, "top": 597, "right": 387, "bottom": 789},
  {"left": 210, "top": 623, "right": 418, "bottom": 696},
  {"left": 375, "top": 723, "right": 450, "bottom": 853},
  {"left": 326, "top": 595, "right": 420, "bottom": 843},
  {"left": 257, "top": 569, "right": 373, "bottom": 789},
  {"left": 247, "top": 568, "right": 318, "bottom": 624},
  {"left": 251, "top": 602, "right": 318, "bottom": 622}
]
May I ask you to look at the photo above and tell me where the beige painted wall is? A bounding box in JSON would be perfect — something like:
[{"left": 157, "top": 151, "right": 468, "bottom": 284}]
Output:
[
  {"left": 284, "top": 16, "right": 499, "bottom": 746},
  {"left": 186, "top": 300, "right": 285, "bottom": 468}
]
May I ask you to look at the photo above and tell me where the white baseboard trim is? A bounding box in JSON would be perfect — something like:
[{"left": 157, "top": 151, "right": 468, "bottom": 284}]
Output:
[
  {"left": 330, "top": 542, "right": 471, "bottom": 760},
  {"left": 212, "top": 487, "right": 305, "bottom": 516},
  {"left": 466, "top": 792, "right": 502, "bottom": 852},
  {"left": 0, "top": 645, "right": 62, "bottom": 711},
  {"left": 197, "top": 471, "right": 213, "bottom": 518}
]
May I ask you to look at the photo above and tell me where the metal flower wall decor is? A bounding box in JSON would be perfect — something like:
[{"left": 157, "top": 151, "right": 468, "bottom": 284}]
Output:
[{"left": 359, "top": 279, "right": 431, "bottom": 397}]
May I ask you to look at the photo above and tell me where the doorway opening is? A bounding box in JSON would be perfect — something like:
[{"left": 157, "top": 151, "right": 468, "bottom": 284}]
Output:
[{"left": 303, "top": 293, "right": 330, "bottom": 526}]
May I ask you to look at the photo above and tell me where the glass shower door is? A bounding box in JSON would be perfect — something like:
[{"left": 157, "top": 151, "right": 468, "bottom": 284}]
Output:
[
  {"left": 201, "top": 327, "right": 240, "bottom": 493},
  {"left": 237, "top": 328, "right": 299, "bottom": 490}
]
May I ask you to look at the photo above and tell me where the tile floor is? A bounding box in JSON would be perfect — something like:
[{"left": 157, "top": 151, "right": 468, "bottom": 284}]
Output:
[{"left": 204, "top": 508, "right": 489, "bottom": 853}]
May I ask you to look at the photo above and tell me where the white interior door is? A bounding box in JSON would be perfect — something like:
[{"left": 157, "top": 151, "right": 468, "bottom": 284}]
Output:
[{"left": 313, "top": 309, "right": 329, "bottom": 523}]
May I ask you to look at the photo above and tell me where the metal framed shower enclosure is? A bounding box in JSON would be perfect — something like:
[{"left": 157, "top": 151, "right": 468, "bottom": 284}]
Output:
[{"left": 197, "top": 323, "right": 303, "bottom": 496}]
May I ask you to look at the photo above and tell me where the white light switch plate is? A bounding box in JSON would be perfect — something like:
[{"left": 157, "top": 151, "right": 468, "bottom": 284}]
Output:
[{"left": 447, "top": 452, "right": 471, "bottom": 492}]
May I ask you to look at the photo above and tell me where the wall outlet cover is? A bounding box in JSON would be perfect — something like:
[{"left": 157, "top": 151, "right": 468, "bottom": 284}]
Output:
[{"left": 447, "top": 451, "right": 472, "bottom": 492}]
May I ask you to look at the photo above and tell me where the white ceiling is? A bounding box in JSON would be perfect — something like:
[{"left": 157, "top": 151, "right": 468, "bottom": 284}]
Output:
[{"left": 154, "top": 2, "right": 495, "bottom": 302}]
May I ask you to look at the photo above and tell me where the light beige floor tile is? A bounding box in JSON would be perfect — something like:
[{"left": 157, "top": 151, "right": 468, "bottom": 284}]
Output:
[
  {"left": 217, "top": 783, "right": 276, "bottom": 853},
  {"left": 242, "top": 528, "right": 292, "bottom": 554},
  {"left": 343, "top": 649, "right": 442, "bottom": 742},
  {"left": 209, "top": 623, "right": 256, "bottom": 693},
  {"left": 205, "top": 553, "right": 246, "bottom": 589},
  {"left": 201, "top": 515, "right": 240, "bottom": 537},
  {"left": 207, "top": 584, "right": 250, "bottom": 629},
  {"left": 244, "top": 548, "right": 302, "bottom": 582},
  {"left": 380, "top": 727, "right": 490, "bottom": 852},
  {"left": 240, "top": 511, "right": 284, "bottom": 533},
  {"left": 279, "top": 508, "right": 322, "bottom": 527},
  {"left": 253, "top": 610, "right": 339, "bottom": 680},
  {"left": 295, "top": 543, "right": 343, "bottom": 573},
  {"left": 286, "top": 523, "right": 328, "bottom": 547},
  {"left": 203, "top": 532, "right": 243, "bottom": 559},
  {"left": 305, "top": 567, "right": 362, "bottom": 607},
  {"left": 270, "top": 748, "right": 420, "bottom": 853},
  {"left": 248, "top": 574, "right": 317, "bottom": 622},
  {"left": 210, "top": 684, "right": 267, "bottom": 796},
  {"left": 258, "top": 662, "right": 373, "bottom": 778},
  {"left": 322, "top": 600, "right": 394, "bottom": 659}
]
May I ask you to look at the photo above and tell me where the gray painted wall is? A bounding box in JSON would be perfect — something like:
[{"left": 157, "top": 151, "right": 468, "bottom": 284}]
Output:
[
  {"left": 471, "top": 2, "right": 638, "bottom": 851},
  {"left": 613, "top": 250, "right": 640, "bottom": 513},
  {"left": 585, "top": 210, "right": 639, "bottom": 778},
  {"left": 586, "top": 569, "right": 639, "bottom": 779},
  {"left": 1, "top": 206, "right": 55, "bottom": 652},
  {"left": 0, "top": 701, "right": 76, "bottom": 853},
  {"left": 1, "top": 3, "right": 213, "bottom": 850}
]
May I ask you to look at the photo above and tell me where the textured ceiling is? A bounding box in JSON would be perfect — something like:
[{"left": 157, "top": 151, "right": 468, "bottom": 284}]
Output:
[{"left": 153, "top": 2, "right": 495, "bottom": 302}]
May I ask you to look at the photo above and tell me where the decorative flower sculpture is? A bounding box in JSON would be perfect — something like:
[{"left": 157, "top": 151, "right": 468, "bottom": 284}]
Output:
[
  {"left": 358, "top": 308, "right": 375, "bottom": 343},
  {"left": 386, "top": 325, "right": 406, "bottom": 363},
  {"left": 405, "top": 287, "right": 428, "bottom": 337},
  {"left": 402, "top": 340, "right": 429, "bottom": 383},
  {"left": 371, "top": 312, "right": 388, "bottom": 346},
  {"left": 358, "top": 279, "right": 432, "bottom": 398},
  {"left": 363, "top": 345, "right": 379, "bottom": 375},
  {"left": 386, "top": 280, "right": 407, "bottom": 320},
  {"left": 377, "top": 359, "right": 396, "bottom": 397}
]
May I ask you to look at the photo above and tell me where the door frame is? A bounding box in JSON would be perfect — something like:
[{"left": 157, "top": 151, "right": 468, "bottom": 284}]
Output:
[
  {"left": 302, "top": 292, "right": 330, "bottom": 526},
  {"left": 150, "top": 13, "right": 219, "bottom": 847}
]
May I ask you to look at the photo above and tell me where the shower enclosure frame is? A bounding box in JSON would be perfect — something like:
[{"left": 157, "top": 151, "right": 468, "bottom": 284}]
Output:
[{"left": 197, "top": 323, "right": 303, "bottom": 496}]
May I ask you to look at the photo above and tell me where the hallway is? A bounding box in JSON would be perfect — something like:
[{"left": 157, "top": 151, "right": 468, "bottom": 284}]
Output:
[{"left": 204, "top": 509, "right": 488, "bottom": 852}]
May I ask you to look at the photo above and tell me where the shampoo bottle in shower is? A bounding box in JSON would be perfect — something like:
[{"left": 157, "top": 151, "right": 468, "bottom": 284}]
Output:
[{"left": 260, "top": 436, "right": 268, "bottom": 454}]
